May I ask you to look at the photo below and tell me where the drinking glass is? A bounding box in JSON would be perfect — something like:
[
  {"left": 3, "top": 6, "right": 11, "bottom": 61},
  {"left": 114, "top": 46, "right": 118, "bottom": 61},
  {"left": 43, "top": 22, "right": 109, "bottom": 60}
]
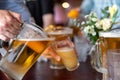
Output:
[
  {"left": 0, "top": 23, "right": 54, "bottom": 80},
  {"left": 52, "top": 39, "right": 79, "bottom": 71},
  {"left": 107, "top": 49, "right": 120, "bottom": 80},
  {"left": 50, "top": 58, "right": 65, "bottom": 69},
  {"left": 45, "top": 26, "right": 73, "bottom": 69},
  {"left": 90, "top": 29, "right": 120, "bottom": 80}
]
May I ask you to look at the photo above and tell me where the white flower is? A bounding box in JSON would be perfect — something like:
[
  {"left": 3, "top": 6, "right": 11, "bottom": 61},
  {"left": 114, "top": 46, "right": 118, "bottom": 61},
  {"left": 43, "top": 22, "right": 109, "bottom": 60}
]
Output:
[
  {"left": 91, "top": 17, "right": 97, "bottom": 22},
  {"left": 109, "top": 4, "right": 118, "bottom": 19},
  {"left": 95, "top": 21, "right": 102, "bottom": 29},
  {"left": 92, "top": 31, "right": 96, "bottom": 36},
  {"left": 100, "top": 18, "right": 112, "bottom": 31},
  {"left": 81, "top": 21, "right": 85, "bottom": 25},
  {"left": 84, "top": 25, "right": 96, "bottom": 36},
  {"left": 83, "top": 26, "right": 90, "bottom": 33},
  {"left": 86, "top": 21, "right": 90, "bottom": 24},
  {"left": 85, "top": 15, "right": 89, "bottom": 18},
  {"left": 89, "top": 26, "right": 96, "bottom": 36},
  {"left": 91, "top": 25, "right": 94, "bottom": 29}
]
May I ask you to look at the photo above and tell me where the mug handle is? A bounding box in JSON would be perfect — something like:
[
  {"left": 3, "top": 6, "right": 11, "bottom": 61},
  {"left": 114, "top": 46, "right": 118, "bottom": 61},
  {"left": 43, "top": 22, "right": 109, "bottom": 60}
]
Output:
[{"left": 90, "top": 37, "right": 108, "bottom": 73}]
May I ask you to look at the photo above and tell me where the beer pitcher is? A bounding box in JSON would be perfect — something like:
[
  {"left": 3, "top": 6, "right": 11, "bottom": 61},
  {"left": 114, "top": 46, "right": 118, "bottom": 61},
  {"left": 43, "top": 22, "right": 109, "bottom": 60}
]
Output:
[{"left": 0, "top": 22, "right": 54, "bottom": 80}]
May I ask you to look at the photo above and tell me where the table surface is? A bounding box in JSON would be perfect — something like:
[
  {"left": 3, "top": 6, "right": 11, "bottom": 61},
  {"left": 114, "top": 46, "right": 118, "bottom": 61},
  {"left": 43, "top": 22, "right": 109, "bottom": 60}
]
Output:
[
  {"left": 22, "top": 57, "right": 102, "bottom": 80},
  {"left": 0, "top": 56, "right": 102, "bottom": 80}
]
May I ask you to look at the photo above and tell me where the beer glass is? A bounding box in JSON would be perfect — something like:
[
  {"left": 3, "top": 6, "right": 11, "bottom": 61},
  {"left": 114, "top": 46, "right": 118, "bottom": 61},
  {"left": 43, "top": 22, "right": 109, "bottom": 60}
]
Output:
[
  {"left": 90, "top": 29, "right": 120, "bottom": 80},
  {"left": 52, "top": 39, "right": 79, "bottom": 71},
  {"left": 0, "top": 23, "right": 54, "bottom": 80},
  {"left": 45, "top": 26, "right": 78, "bottom": 70},
  {"left": 50, "top": 58, "right": 65, "bottom": 69},
  {"left": 46, "top": 26, "right": 73, "bottom": 40}
]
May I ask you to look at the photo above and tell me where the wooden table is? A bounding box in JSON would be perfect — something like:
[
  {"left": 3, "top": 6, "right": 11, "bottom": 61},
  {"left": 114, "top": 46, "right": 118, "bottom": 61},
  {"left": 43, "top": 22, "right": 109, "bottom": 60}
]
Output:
[
  {"left": 23, "top": 57, "right": 102, "bottom": 80},
  {"left": 0, "top": 56, "right": 102, "bottom": 80}
]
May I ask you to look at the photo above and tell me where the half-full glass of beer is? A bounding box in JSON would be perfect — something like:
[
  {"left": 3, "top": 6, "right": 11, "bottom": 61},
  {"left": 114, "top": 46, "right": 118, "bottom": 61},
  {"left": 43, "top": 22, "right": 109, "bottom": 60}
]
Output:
[{"left": 0, "top": 23, "right": 54, "bottom": 80}]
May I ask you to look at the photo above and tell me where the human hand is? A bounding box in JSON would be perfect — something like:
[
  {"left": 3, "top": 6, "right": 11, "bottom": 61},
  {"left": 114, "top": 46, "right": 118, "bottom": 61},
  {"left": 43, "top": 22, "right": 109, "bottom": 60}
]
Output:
[
  {"left": 42, "top": 46, "right": 61, "bottom": 61},
  {"left": 42, "top": 39, "right": 75, "bottom": 61},
  {"left": 0, "top": 10, "right": 22, "bottom": 41}
]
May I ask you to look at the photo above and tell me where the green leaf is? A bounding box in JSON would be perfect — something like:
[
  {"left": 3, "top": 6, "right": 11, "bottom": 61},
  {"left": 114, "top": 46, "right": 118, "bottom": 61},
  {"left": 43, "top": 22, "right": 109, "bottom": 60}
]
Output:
[{"left": 101, "top": 6, "right": 110, "bottom": 18}]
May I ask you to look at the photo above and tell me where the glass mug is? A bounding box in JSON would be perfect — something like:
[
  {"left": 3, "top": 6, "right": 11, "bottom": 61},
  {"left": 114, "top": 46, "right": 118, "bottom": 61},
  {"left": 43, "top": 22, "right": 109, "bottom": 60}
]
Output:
[
  {"left": 90, "top": 30, "right": 120, "bottom": 80},
  {"left": 0, "top": 23, "right": 54, "bottom": 80},
  {"left": 45, "top": 26, "right": 74, "bottom": 69}
]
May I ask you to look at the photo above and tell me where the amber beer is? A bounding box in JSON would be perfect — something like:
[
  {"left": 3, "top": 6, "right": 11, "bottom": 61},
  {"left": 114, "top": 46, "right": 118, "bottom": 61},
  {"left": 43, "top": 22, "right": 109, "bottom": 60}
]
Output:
[
  {"left": 99, "top": 31, "right": 120, "bottom": 80},
  {"left": 0, "top": 38, "right": 53, "bottom": 80},
  {"left": 47, "top": 31, "right": 79, "bottom": 71},
  {"left": 47, "top": 31, "right": 70, "bottom": 69},
  {"left": 99, "top": 32, "right": 120, "bottom": 50},
  {"left": 46, "top": 27, "right": 79, "bottom": 70},
  {"left": 99, "top": 32, "right": 120, "bottom": 70},
  {"left": 56, "top": 47, "right": 79, "bottom": 71},
  {"left": 70, "top": 26, "right": 80, "bottom": 35}
]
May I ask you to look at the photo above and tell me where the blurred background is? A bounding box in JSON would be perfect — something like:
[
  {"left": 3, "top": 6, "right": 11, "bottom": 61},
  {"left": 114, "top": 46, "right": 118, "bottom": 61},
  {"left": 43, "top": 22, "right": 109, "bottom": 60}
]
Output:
[{"left": 53, "top": 0, "right": 83, "bottom": 25}]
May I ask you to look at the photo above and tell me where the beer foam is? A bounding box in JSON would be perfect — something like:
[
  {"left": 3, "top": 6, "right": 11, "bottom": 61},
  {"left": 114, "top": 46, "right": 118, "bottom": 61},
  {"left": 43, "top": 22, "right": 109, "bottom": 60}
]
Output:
[
  {"left": 13, "top": 37, "right": 55, "bottom": 41},
  {"left": 99, "top": 32, "right": 120, "bottom": 37},
  {"left": 47, "top": 27, "right": 73, "bottom": 35},
  {"left": 48, "top": 31, "right": 72, "bottom": 35},
  {"left": 56, "top": 47, "right": 74, "bottom": 52}
]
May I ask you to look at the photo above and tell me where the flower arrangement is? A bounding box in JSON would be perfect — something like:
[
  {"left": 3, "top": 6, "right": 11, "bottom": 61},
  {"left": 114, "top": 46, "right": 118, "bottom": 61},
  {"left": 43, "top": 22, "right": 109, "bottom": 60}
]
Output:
[{"left": 81, "top": 5, "right": 119, "bottom": 44}]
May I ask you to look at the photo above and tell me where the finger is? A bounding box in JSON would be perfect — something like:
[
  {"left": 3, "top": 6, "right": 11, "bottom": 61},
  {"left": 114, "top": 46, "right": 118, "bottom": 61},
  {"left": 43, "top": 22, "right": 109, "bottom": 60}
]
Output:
[
  {"left": 66, "top": 40, "right": 74, "bottom": 47},
  {"left": 0, "top": 25, "right": 19, "bottom": 37},
  {"left": 8, "top": 11, "right": 22, "bottom": 23},
  {"left": 5, "top": 15, "right": 22, "bottom": 31},
  {"left": 5, "top": 32, "right": 15, "bottom": 39},
  {"left": 1, "top": 24, "right": 20, "bottom": 35},
  {"left": 50, "top": 53, "right": 61, "bottom": 61},
  {"left": 0, "top": 29, "right": 15, "bottom": 39},
  {"left": 42, "top": 52, "right": 61, "bottom": 61},
  {"left": 9, "top": 22, "right": 22, "bottom": 32},
  {"left": 42, "top": 54, "right": 52, "bottom": 59},
  {"left": 42, "top": 46, "right": 61, "bottom": 61},
  {"left": 47, "top": 47, "right": 61, "bottom": 61},
  {"left": 0, "top": 34, "right": 9, "bottom": 41}
]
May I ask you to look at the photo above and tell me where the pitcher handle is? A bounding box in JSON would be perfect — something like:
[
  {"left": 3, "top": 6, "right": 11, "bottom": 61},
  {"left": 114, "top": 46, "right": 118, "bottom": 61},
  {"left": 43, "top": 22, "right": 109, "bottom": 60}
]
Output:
[{"left": 0, "top": 40, "right": 9, "bottom": 57}]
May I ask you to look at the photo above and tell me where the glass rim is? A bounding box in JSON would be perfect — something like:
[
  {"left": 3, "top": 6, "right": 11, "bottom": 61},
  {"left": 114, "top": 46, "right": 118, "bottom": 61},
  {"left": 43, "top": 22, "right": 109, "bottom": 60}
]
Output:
[
  {"left": 99, "top": 31, "right": 120, "bottom": 37},
  {"left": 13, "top": 37, "right": 55, "bottom": 41},
  {"left": 47, "top": 27, "right": 73, "bottom": 35}
]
